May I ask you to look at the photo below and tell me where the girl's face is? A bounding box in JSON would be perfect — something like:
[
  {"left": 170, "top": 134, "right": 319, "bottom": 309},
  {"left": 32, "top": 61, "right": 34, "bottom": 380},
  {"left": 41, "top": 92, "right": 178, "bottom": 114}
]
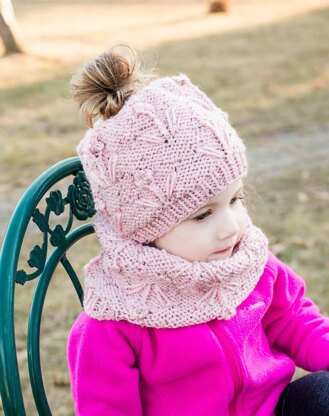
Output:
[{"left": 154, "top": 179, "right": 247, "bottom": 262}]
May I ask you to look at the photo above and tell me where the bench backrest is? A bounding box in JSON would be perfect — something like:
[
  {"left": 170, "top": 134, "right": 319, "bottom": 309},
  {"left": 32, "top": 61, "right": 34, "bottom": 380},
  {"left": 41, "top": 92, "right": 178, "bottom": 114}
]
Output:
[{"left": 0, "top": 157, "right": 96, "bottom": 415}]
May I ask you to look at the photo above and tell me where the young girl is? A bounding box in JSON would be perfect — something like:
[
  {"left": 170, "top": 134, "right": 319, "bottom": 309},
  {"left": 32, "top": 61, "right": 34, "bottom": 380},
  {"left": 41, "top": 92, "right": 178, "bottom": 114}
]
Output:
[{"left": 67, "top": 45, "right": 329, "bottom": 416}]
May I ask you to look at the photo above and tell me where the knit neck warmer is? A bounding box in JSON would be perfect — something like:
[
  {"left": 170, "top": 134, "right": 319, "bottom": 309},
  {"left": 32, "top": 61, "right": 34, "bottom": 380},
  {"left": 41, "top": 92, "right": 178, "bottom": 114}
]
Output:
[{"left": 83, "top": 213, "right": 268, "bottom": 328}]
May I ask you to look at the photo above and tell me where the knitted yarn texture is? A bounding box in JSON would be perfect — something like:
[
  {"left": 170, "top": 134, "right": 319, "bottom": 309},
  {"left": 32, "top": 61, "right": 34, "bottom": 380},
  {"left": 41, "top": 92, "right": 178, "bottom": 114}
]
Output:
[
  {"left": 77, "top": 73, "right": 269, "bottom": 327},
  {"left": 83, "top": 216, "right": 268, "bottom": 327},
  {"left": 78, "top": 73, "right": 247, "bottom": 244}
]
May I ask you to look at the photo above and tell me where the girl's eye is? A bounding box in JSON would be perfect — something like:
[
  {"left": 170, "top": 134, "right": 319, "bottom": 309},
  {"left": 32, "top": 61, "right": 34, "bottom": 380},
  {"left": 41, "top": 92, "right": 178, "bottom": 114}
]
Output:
[
  {"left": 193, "top": 209, "right": 212, "bottom": 222},
  {"left": 230, "top": 196, "right": 244, "bottom": 205}
]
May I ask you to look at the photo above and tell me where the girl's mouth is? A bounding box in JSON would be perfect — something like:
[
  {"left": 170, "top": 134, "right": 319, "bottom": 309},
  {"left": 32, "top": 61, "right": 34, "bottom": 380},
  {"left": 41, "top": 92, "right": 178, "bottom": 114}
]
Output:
[{"left": 213, "top": 246, "right": 232, "bottom": 255}]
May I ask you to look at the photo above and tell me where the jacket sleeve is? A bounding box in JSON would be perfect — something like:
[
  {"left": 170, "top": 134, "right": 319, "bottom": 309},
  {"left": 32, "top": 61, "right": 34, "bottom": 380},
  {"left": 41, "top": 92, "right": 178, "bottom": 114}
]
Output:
[
  {"left": 67, "top": 312, "right": 143, "bottom": 416},
  {"left": 263, "top": 253, "right": 329, "bottom": 372}
]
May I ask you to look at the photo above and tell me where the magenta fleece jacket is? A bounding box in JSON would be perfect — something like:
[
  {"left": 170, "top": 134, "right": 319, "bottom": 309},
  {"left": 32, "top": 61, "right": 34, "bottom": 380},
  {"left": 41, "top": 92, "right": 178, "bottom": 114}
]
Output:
[{"left": 67, "top": 251, "right": 329, "bottom": 415}]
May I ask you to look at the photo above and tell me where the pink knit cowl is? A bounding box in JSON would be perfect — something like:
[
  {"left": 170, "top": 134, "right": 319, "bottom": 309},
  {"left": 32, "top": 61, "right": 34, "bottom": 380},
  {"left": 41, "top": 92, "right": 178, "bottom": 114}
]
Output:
[{"left": 83, "top": 214, "right": 268, "bottom": 328}]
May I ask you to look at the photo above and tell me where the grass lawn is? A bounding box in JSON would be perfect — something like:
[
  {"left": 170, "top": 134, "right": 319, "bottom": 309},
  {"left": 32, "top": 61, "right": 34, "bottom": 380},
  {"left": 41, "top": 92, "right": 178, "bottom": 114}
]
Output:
[
  {"left": 1, "top": 0, "right": 328, "bottom": 414},
  {"left": 1, "top": 0, "right": 329, "bottom": 189}
]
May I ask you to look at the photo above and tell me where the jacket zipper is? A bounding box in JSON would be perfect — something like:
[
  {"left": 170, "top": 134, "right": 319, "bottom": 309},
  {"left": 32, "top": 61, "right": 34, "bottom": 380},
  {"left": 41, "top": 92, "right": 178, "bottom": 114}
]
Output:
[{"left": 208, "top": 320, "right": 243, "bottom": 416}]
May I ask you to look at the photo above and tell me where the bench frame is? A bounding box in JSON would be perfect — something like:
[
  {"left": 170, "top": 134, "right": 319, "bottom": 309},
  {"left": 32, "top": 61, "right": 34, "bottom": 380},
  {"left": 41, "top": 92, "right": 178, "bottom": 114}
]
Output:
[{"left": 0, "top": 157, "right": 96, "bottom": 415}]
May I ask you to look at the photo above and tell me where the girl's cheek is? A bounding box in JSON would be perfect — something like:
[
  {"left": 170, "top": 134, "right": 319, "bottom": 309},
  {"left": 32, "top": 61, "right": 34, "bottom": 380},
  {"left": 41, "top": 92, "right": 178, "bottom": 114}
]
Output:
[{"left": 236, "top": 205, "right": 247, "bottom": 236}]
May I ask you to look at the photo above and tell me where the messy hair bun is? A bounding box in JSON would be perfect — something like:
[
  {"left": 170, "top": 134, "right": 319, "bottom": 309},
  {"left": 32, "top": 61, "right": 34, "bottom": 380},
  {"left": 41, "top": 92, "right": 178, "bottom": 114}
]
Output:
[{"left": 70, "top": 44, "right": 157, "bottom": 127}]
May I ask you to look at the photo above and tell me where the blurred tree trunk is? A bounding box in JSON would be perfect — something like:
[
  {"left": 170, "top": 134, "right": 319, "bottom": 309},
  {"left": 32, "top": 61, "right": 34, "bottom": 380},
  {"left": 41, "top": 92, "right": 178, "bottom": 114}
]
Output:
[
  {"left": 0, "top": 0, "right": 23, "bottom": 55},
  {"left": 209, "top": 0, "right": 229, "bottom": 13}
]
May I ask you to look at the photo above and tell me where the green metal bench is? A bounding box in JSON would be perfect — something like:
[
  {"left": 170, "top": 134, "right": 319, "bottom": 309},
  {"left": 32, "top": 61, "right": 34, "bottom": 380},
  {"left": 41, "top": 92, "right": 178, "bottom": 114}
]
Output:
[{"left": 0, "top": 157, "right": 96, "bottom": 415}]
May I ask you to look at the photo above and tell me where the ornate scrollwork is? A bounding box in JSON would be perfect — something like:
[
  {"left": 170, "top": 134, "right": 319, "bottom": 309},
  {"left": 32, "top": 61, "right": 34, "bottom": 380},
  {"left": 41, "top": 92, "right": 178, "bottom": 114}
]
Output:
[
  {"left": 67, "top": 171, "right": 97, "bottom": 221},
  {"left": 16, "top": 170, "right": 96, "bottom": 285}
]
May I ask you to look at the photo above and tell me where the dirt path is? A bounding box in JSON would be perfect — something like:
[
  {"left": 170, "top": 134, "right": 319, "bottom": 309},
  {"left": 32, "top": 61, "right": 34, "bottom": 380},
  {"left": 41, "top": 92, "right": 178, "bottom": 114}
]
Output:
[
  {"left": 1, "top": 126, "right": 329, "bottom": 239},
  {"left": 247, "top": 126, "right": 329, "bottom": 179}
]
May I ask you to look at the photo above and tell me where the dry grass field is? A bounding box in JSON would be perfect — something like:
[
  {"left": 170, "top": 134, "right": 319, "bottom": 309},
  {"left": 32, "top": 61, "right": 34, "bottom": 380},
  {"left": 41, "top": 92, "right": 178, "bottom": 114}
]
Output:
[{"left": 0, "top": 0, "right": 329, "bottom": 414}]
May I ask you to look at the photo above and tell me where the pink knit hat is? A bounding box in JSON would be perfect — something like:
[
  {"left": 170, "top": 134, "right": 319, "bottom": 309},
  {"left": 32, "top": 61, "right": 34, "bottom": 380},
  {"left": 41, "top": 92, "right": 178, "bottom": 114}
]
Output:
[{"left": 77, "top": 73, "right": 247, "bottom": 244}]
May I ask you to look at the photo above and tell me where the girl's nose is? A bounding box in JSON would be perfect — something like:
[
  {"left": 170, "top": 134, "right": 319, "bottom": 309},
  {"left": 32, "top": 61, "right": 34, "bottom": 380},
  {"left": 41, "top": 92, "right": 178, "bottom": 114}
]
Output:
[{"left": 216, "top": 210, "right": 240, "bottom": 241}]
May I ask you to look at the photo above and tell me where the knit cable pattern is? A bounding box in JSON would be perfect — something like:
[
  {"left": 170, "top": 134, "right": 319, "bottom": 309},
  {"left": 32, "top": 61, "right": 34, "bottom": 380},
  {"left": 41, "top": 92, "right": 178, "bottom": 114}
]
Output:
[{"left": 78, "top": 73, "right": 247, "bottom": 244}]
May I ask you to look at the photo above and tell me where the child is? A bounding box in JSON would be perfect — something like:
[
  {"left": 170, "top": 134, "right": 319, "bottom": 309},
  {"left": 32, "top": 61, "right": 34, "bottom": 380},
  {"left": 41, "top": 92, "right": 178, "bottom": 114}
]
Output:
[{"left": 67, "top": 45, "right": 329, "bottom": 415}]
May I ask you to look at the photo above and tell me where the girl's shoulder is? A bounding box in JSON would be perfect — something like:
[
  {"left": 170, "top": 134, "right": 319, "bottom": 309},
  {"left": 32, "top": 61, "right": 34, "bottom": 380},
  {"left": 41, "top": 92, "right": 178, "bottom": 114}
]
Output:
[
  {"left": 263, "top": 250, "right": 304, "bottom": 286},
  {"left": 69, "top": 312, "right": 143, "bottom": 351},
  {"left": 264, "top": 250, "right": 285, "bottom": 274}
]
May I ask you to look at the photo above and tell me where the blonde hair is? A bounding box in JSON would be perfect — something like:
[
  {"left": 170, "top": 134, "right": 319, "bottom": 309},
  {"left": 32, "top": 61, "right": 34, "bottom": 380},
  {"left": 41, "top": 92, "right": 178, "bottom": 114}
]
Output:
[{"left": 70, "top": 45, "right": 157, "bottom": 128}]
